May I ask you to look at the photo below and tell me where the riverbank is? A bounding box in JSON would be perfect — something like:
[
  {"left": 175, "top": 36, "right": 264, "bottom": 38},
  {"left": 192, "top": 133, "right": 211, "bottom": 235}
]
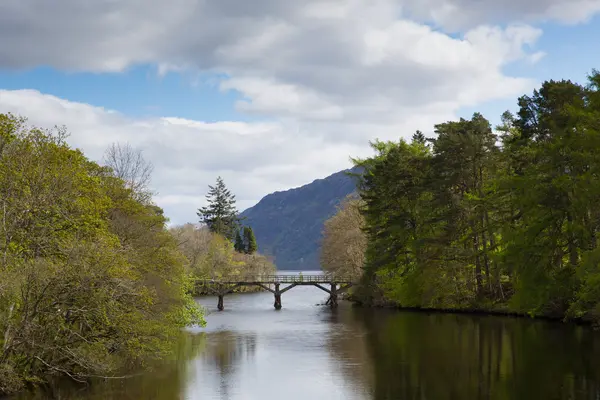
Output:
[{"left": 348, "top": 293, "right": 597, "bottom": 327}]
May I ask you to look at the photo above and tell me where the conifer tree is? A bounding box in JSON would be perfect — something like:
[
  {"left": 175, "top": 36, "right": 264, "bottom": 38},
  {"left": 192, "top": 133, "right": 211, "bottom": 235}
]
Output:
[
  {"left": 412, "top": 130, "right": 427, "bottom": 145},
  {"left": 243, "top": 226, "right": 258, "bottom": 254},
  {"left": 197, "top": 176, "right": 240, "bottom": 240},
  {"left": 234, "top": 230, "right": 245, "bottom": 253}
]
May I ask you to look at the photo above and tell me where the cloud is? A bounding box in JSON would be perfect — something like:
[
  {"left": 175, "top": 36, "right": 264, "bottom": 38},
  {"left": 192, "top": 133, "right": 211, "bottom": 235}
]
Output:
[
  {"left": 401, "top": 0, "right": 600, "bottom": 30},
  {"left": 0, "top": 89, "right": 370, "bottom": 224},
  {"left": 0, "top": 1, "right": 548, "bottom": 122},
  {"left": 0, "top": 88, "right": 458, "bottom": 225},
  {"left": 0, "top": 0, "right": 578, "bottom": 223}
]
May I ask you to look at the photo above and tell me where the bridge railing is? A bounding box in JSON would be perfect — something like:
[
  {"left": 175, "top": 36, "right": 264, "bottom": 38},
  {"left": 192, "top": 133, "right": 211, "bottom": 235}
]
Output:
[{"left": 198, "top": 274, "right": 354, "bottom": 284}]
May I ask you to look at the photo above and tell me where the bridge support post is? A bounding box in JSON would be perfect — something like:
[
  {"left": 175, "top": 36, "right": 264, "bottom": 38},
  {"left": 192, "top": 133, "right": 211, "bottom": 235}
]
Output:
[
  {"left": 217, "top": 295, "right": 224, "bottom": 311},
  {"left": 274, "top": 283, "right": 282, "bottom": 310},
  {"left": 329, "top": 283, "right": 338, "bottom": 308}
]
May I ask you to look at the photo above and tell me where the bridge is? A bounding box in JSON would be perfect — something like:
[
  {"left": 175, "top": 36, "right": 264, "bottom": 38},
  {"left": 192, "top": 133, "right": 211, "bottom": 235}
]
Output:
[{"left": 198, "top": 274, "right": 355, "bottom": 310}]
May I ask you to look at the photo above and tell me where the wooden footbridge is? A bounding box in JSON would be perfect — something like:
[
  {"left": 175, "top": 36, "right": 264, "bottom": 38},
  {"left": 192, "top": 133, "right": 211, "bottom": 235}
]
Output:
[{"left": 198, "top": 274, "right": 354, "bottom": 310}]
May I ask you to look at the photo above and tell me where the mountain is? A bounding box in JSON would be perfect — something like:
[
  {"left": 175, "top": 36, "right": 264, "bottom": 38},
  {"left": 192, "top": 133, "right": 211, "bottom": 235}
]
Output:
[{"left": 240, "top": 167, "right": 360, "bottom": 270}]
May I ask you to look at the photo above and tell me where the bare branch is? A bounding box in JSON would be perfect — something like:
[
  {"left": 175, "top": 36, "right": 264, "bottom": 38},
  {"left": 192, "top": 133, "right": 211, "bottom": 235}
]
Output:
[{"left": 103, "top": 142, "right": 155, "bottom": 203}]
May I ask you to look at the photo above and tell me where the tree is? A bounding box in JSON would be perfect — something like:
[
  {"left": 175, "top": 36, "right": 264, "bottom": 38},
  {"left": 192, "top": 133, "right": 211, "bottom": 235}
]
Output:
[
  {"left": 320, "top": 196, "right": 367, "bottom": 279},
  {"left": 197, "top": 177, "right": 240, "bottom": 240},
  {"left": 234, "top": 230, "right": 245, "bottom": 253},
  {"left": 243, "top": 226, "right": 258, "bottom": 254},
  {"left": 103, "top": 142, "right": 154, "bottom": 203},
  {"left": 412, "top": 130, "right": 427, "bottom": 145},
  {"left": 429, "top": 113, "right": 499, "bottom": 297}
]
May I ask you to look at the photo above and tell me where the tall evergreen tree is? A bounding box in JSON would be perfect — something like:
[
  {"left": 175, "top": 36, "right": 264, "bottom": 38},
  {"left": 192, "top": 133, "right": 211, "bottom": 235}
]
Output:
[
  {"left": 234, "top": 230, "right": 245, "bottom": 253},
  {"left": 412, "top": 130, "right": 427, "bottom": 145},
  {"left": 243, "top": 226, "right": 258, "bottom": 254},
  {"left": 197, "top": 177, "right": 240, "bottom": 240}
]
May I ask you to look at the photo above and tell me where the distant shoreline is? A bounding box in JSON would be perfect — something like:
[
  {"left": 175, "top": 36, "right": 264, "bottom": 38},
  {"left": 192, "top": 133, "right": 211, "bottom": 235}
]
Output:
[{"left": 349, "top": 297, "right": 596, "bottom": 327}]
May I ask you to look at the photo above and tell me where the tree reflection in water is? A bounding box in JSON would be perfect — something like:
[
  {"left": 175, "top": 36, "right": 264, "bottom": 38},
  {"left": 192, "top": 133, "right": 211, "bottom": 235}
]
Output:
[
  {"left": 355, "top": 310, "right": 600, "bottom": 400},
  {"left": 323, "top": 306, "right": 375, "bottom": 398},
  {"left": 200, "top": 331, "right": 257, "bottom": 399},
  {"left": 13, "top": 332, "right": 207, "bottom": 400}
]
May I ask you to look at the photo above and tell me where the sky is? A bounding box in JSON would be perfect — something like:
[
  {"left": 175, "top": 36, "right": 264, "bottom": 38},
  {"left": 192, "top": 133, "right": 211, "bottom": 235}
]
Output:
[{"left": 1, "top": 0, "right": 600, "bottom": 226}]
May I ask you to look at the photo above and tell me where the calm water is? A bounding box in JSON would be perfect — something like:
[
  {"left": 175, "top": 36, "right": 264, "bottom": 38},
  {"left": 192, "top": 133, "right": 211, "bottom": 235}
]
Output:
[{"left": 13, "top": 273, "right": 600, "bottom": 400}]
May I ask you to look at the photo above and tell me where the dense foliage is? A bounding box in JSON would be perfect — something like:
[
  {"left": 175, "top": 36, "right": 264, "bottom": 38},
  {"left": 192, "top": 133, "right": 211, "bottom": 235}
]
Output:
[
  {"left": 243, "top": 226, "right": 258, "bottom": 255},
  {"left": 0, "top": 114, "right": 204, "bottom": 394},
  {"left": 351, "top": 72, "right": 600, "bottom": 324},
  {"left": 170, "top": 224, "right": 275, "bottom": 291},
  {"left": 233, "top": 226, "right": 258, "bottom": 254}
]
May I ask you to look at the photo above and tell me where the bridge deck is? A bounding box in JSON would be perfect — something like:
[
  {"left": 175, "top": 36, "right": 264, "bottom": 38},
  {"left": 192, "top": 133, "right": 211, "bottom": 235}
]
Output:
[
  {"left": 199, "top": 274, "right": 354, "bottom": 285},
  {"left": 198, "top": 274, "right": 355, "bottom": 310}
]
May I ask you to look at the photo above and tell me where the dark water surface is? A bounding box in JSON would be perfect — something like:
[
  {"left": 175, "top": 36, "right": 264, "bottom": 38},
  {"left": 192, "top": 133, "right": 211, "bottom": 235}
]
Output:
[{"left": 13, "top": 273, "right": 600, "bottom": 399}]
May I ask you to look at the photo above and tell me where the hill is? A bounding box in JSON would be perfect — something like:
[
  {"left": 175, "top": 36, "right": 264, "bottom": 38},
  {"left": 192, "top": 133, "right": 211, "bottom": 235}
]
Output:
[{"left": 240, "top": 167, "right": 360, "bottom": 270}]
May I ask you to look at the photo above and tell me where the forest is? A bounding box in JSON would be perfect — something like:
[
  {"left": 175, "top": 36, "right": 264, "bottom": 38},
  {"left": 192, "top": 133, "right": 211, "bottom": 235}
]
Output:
[{"left": 322, "top": 71, "right": 600, "bottom": 325}]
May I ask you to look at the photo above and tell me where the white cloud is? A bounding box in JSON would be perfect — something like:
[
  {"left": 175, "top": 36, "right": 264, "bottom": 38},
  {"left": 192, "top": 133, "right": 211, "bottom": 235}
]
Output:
[
  {"left": 0, "top": 88, "right": 457, "bottom": 225},
  {"left": 1, "top": 0, "right": 589, "bottom": 224},
  {"left": 0, "top": 89, "right": 368, "bottom": 224},
  {"left": 401, "top": 0, "right": 600, "bottom": 30}
]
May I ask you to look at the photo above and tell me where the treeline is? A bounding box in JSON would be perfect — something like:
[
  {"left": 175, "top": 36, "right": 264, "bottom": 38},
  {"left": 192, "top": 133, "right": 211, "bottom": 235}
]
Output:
[
  {"left": 0, "top": 114, "right": 204, "bottom": 394},
  {"left": 324, "top": 71, "right": 600, "bottom": 325},
  {"left": 170, "top": 223, "right": 275, "bottom": 292}
]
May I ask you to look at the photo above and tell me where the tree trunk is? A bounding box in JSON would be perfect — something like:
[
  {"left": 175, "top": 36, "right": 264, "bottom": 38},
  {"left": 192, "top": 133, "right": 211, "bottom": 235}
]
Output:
[
  {"left": 473, "top": 230, "right": 482, "bottom": 296},
  {"left": 481, "top": 214, "right": 491, "bottom": 294}
]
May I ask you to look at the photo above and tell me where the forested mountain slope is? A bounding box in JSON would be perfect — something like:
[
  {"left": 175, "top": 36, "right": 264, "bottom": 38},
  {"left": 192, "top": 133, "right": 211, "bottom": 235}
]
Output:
[{"left": 240, "top": 168, "right": 359, "bottom": 270}]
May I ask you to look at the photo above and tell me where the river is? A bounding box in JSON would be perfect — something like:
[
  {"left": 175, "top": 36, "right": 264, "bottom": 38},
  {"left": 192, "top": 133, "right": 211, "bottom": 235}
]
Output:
[{"left": 12, "top": 272, "right": 600, "bottom": 399}]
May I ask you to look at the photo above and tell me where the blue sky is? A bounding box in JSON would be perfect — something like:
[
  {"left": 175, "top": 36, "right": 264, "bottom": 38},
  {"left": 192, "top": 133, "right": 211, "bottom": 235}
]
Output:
[
  {"left": 0, "top": 66, "right": 253, "bottom": 122},
  {"left": 458, "top": 15, "right": 600, "bottom": 125},
  {"left": 1, "top": 0, "right": 599, "bottom": 225}
]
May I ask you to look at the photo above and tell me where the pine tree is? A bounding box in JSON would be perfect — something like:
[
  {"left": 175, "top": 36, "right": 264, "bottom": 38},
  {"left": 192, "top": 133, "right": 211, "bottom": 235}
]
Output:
[
  {"left": 243, "top": 226, "right": 258, "bottom": 254},
  {"left": 197, "top": 176, "right": 240, "bottom": 240},
  {"left": 412, "top": 130, "right": 427, "bottom": 145},
  {"left": 234, "top": 230, "right": 245, "bottom": 253}
]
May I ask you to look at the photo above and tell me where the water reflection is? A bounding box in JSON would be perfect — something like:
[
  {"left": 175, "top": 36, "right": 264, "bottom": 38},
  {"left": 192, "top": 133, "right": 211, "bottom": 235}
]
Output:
[
  {"left": 10, "top": 288, "right": 600, "bottom": 400},
  {"left": 323, "top": 307, "right": 375, "bottom": 398},
  {"left": 12, "top": 332, "right": 207, "bottom": 400},
  {"left": 357, "top": 310, "right": 600, "bottom": 400},
  {"left": 196, "top": 331, "right": 257, "bottom": 400}
]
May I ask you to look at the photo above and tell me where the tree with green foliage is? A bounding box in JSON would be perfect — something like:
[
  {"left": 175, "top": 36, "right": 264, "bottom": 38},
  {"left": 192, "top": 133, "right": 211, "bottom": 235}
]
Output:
[
  {"left": 170, "top": 223, "right": 275, "bottom": 285},
  {"left": 349, "top": 70, "right": 600, "bottom": 325},
  {"left": 197, "top": 177, "right": 240, "bottom": 240},
  {"left": 243, "top": 226, "right": 258, "bottom": 254},
  {"left": 0, "top": 114, "right": 204, "bottom": 395},
  {"left": 412, "top": 130, "right": 427, "bottom": 145},
  {"left": 234, "top": 230, "right": 245, "bottom": 253}
]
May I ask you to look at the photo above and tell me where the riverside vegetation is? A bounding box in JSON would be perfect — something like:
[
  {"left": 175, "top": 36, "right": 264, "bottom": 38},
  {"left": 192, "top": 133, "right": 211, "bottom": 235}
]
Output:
[
  {"left": 321, "top": 71, "right": 600, "bottom": 326},
  {"left": 0, "top": 115, "right": 272, "bottom": 395}
]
